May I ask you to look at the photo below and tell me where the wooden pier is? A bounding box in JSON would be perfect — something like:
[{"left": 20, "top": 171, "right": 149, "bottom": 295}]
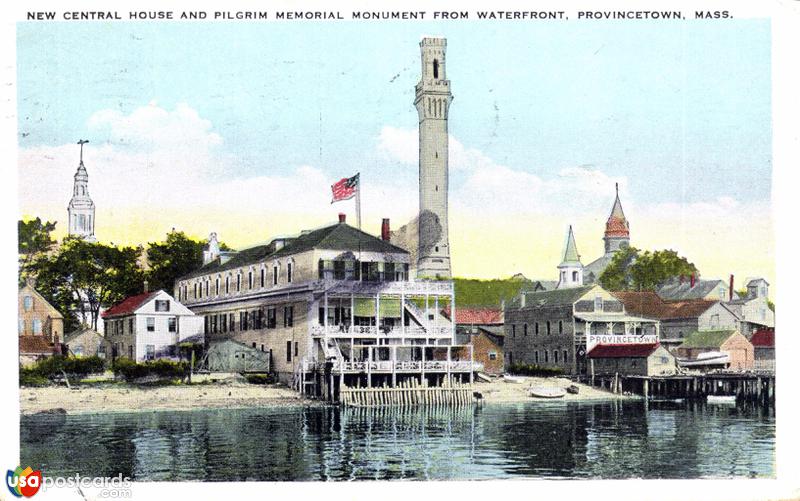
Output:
[
  {"left": 588, "top": 372, "right": 775, "bottom": 405},
  {"left": 339, "top": 377, "right": 474, "bottom": 407}
]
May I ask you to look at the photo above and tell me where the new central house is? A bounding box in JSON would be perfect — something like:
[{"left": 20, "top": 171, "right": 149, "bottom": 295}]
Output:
[{"left": 175, "top": 215, "right": 476, "bottom": 397}]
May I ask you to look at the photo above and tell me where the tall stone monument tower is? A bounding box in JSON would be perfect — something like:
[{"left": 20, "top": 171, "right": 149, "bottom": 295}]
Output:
[
  {"left": 415, "top": 37, "right": 452, "bottom": 279},
  {"left": 67, "top": 139, "right": 96, "bottom": 242}
]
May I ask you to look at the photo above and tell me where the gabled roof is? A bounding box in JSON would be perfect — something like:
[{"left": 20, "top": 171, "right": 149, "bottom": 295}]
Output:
[
  {"left": 587, "top": 343, "right": 660, "bottom": 358},
  {"left": 750, "top": 328, "right": 774, "bottom": 348},
  {"left": 656, "top": 279, "right": 725, "bottom": 301},
  {"left": 442, "top": 307, "right": 503, "bottom": 325},
  {"left": 511, "top": 285, "right": 595, "bottom": 309},
  {"left": 679, "top": 330, "right": 739, "bottom": 349},
  {"left": 19, "top": 336, "right": 59, "bottom": 354},
  {"left": 64, "top": 327, "right": 104, "bottom": 344},
  {"left": 559, "top": 226, "right": 581, "bottom": 266},
  {"left": 180, "top": 222, "right": 408, "bottom": 281},
  {"left": 102, "top": 291, "right": 157, "bottom": 318},
  {"left": 612, "top": 291, "right": 718, "bottom": 320},
  {"left": 19, "top": 284, "right": 64, "bottom": 319},
  {"left": 747, "top": 278, "right": 769, "bottom": 286}
]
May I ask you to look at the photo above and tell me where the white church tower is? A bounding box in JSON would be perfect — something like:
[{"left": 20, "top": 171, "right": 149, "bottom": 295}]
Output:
[
  {"left": 557, "top": 226, "right": 584, "bottom": 289},
  {"left": 67, "top": 139, "right": 96, "bottom": 242},
  {"left": 415, "top": 37, "right": 453, "bottom": 279}
]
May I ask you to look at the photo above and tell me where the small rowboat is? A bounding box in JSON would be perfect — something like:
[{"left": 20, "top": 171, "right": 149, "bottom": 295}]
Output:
[
  {"left": 529, "top": 387, "right": 567, "bottom": 399},
  {"left": 707, "top": 395, "right": 736, "bottom": 404},
  {"left": 503, "top": 375, "right": 525, "bottom": 384}
]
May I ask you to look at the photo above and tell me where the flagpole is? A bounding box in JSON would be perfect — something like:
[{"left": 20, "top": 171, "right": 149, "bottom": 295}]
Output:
[{"left": 355, "top": 172, "right": 362, "bottom": 230}]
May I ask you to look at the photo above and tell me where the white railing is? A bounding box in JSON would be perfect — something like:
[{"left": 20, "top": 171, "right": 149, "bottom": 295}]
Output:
[
  {"left": 311, "top": 324, "right": 452, "bottom": 338},
  {"left": 330, "top": 360, "right": 475, "bottom": 372},
  {"left": 312, "top": 279, "right": 454, "bottom": 296}
]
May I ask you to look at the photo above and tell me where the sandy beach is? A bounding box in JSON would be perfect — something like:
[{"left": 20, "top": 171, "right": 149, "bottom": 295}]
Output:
[
  {"left": 474, "top": 375, "right": 639, "bottom": 404},
  {"left": 20, "top": 374, "right": 634, "bottom": 415}
]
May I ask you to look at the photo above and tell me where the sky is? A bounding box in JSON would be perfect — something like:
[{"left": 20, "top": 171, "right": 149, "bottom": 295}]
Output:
[{"left": 16, "top": 19, "right": 773, "bottom": 288}]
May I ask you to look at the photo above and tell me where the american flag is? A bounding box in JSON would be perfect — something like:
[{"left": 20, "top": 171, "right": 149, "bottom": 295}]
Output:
[{"left": 331, "top": 173, "right": 359, "bottom": 203}]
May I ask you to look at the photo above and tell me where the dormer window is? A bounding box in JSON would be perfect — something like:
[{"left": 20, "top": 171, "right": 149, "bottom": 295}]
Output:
[{"left": 594, "top": 296, "right": 603, "bottom": 311}]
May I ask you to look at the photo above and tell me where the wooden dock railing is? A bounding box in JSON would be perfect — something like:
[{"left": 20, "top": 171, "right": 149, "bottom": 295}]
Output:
[{"left": 339, "top": 378, "right": 474, "bottom": 407}]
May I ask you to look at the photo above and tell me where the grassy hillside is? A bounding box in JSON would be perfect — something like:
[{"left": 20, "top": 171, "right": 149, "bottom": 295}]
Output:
[{"left": 453, "top": 277, "right": 530, "bottom": 309}]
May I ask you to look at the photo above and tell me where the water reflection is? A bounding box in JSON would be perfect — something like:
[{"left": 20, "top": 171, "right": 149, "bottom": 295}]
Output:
[{"left": 21, "top": 400, "right": 774, "bottom": 481}]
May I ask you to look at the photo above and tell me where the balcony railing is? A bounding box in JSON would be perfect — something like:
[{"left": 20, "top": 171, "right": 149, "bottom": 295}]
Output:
[
  {"left": 311, "top": 324, "right": 453, "bottom": 338},
  {"left": 311, "top": 279, "right": 454, "bottom": 296},
  {"left": 303, "top": 360, "right": 478, "bottom": 373}
]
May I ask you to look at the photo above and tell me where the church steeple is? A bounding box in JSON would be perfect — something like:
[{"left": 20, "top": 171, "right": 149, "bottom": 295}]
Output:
[
  {"left": 603, "top": 183, "right": 629, "bottom": 254},
  {"left": 67, "top": 139, "right": 96, "bottom": 242},
  {"left": 557, "top": 225, "right": 583, "bottom": 289}
]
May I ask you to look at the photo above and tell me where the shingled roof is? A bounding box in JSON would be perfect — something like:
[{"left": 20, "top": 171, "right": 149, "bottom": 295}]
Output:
[
  {"left": 102, "top": 291, "right": 157, "bottom": 318},
  {"left": 679, "top": 330, "right": 738, "bottom": 349},
  {"left": 19, "top": 336, "right": 59, "bottom": 355},
  {"left": 509, "top": 285, "right": 594, "bottom": 309},
  {"left": 180, "top": 222, "right": 409, "bottom": 281},
  {"left": 441, "top": 307, "right": 503, "bottom": 325},
  {"left": 612, "top": 291, "right": 719, "bottom": 320},
  {"left": 605, "top": 184, "right": 630, "bottom": 238}
]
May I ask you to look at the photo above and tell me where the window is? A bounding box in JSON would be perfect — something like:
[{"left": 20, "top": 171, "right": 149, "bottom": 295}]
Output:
[
  {"left": 512, "top": 325, "right": 516, "bottom": 338},
  {"left": 74, "top": 345, "right": 84, "bottom": 356},
  {"left": 286, "top": 341, "right": 292, "bottom": 362},
  {"left": 559, "top": 320, "right": 563, "bottom": 334},
  {"left": 229, "top": 313, "right": 236, "bottom": 331},
  {"left": 534, "top": 351, "right": 539, "bottom": 364},
  {"left": 155, "top": 300, "right": 170, "bottom": 312},
  {"left": 237, "top": 274, "right": 241, "bottom": 291},
  {"left": 221, "top": 314, "right": 228, "bottom": 332},
  {"left": 146, "top": 317, "right": 155, "bottom": 332},
  {"left": 287, "top": 263, "right": 293, "bottom": 283},
  {"left": 294, "top": 342, "right": 298, "bottom": 357},
  {"left": 546, "top": 321, "right": 551, "bottom": 335},
  {"left": 544, "top": 350, "right": 549, "bottom": 363},
  {"left": 194, "top": 283, "right": 198, "bottom": 299},
  {"left": 146, "top": 344, "right": 155, "bottom": 360},
  {"left": 572, "top": 271, "right": 579, "bottom": 281},
  {"left": 563, "top": 350, "right": 569, "bottom": 363},
  {"left": 284, "top": 306, "right": 294, "bottom": 327},
  {"left": 248, "top": 271, "right": 253, "bottom": 289},
  {"left": 226, "top": 276, "right": 230, "bottom": 294},
  {"left": 508, "top": 352, "right": 513, "bottom": 365},
  {"left": 216, "top": 278, "right": 220, "bottom": 295},
  {"left": 261, "top": 344, "right": 265, "bottom": 352},
  {"left": 98, "top": 344, "right": 106, "bottom": 358},
  {"left": 267, "top": 307, "right": 277, "bottom": 329},
  {"left": 205, "top": 281, "right": 209, "bottom": 296},
  {"left": 554, "top": 350, "right": 559, "bottom": 363},
  {"left": 261, "top": 268, "right": 265, "bottom": 288},
  {"left": 660, "top": 356, "right": 669, "bottom": 364},
  {"left": 433, "top": 59, "right": 439, "bottom": 78},
  {"left": 594, "top": 296, "right": 603, "bottom": 311},
  {"left": 273, "top": 265, "right": 279, "bottom": 285},
  {"left": 252, "top": 342, "right": 257, "bottom": 348},
  {"left": 523, "top": 324, "right": 528, "bottom": 336},
  {"left": 168, "top": 317, "right": 177, "bottom": 333},
  {"left": 710, "top": 314, "right": 720, "bottom": 328},
  {"left": 129, "top": 318, "right": 134, "bottom": 333},
  {"left": 18, "top": 319, "right": 24, "bottom": 334},
  {"left": 129, "top": 345, "right": 134, "bottom": 359},
  {"left": 32, "top": 319, "right": 42, "bottom": 335},
  {"left": 535, "top": 322, "right": 539, "bottom": 336},
  {"left": 489, "top": 352, "right": 497, "bottom": 361},
  {"left": 23, "top": 295, "right": 33, "bottom": 311}
]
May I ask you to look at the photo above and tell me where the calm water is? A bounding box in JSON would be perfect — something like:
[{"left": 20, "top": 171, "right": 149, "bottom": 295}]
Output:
[{"left": 21, "top": 400, "right": 774, "bottom": 480}]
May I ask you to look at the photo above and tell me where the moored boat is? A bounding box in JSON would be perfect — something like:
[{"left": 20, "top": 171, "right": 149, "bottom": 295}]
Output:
[
  {"left": 503, "top": 375, "right": 525, "bottom": 384},
  {"left": 707, "top": 395, "right": 737, "bottom": 404},
  {"left": 528, "top": 386, "right": 567, "bottom": 399}
]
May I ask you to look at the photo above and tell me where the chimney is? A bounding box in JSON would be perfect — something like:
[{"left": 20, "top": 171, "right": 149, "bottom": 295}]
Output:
[
  {"left": 338, "top": 213, "right": 346, "bottom": 224},
  {"left": 729, "top": 274, "right": 734, "bottom": 302},
  {"left": 520, "top": 292, "right": 526, "bottom": 308},
  {"left": 381, "top": 218, "right": 391, "bottom": 241},
  {"left": 690, "top": 273, "right": 696, "bottom": 288},
  {"left": 143, "top": 280, "right": 149, "bottom": 293}
]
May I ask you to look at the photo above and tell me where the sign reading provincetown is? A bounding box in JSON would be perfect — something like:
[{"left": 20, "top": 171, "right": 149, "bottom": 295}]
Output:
[{"left": 587, "top": 333, "right": 659, "bottom": 350}]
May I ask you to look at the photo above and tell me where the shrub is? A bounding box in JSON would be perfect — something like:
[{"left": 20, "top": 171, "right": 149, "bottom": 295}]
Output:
[
  {"left": 112, "top": 358, "right": 188, "bottom": 382},
  {"left": 507, "top": 363, "right": 564, "bottom": 377},
  {"left": 24, "top": 355, "right": 106, "bottom": 380},
  {"left": 244, "top": 374, "right": 274, "bottom": 385},
  {"left": 19, "top": 367, "right": 49, "bottom": 387}
]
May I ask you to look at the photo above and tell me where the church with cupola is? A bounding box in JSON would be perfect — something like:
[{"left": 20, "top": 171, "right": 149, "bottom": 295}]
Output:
[{"left": 583, "top": 183, "right": 631, "bottom": 285}]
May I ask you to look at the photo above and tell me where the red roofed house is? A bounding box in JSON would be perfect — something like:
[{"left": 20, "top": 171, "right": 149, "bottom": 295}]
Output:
[
  {"left": 102, "top": 290, "right": 204, "bottom": 362},
  {"left": 586, "top": 343, "right": 677, "bottom": 377},
  {"left": 751, "top": 328, "right": 775, "bottom": 371},
  {"left": 443, "top": 307, "right": 505, "bottom": 375}
]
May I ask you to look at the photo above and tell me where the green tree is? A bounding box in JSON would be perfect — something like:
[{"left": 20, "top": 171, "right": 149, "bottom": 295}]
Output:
[
  {"left": 18, "top": 218, "right": 57, "bottom": 282},
  {"left": 599, "top": 247, "right": 698, "bottom": 291},
  {"left": 32, "top": 237, "right": 144, "bottom": 331},
  {"left": 145, "top": 231, "right": 208, "bottom": 294}
]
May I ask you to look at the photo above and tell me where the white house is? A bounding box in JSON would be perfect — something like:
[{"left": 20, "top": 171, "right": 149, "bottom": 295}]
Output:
[{"left": 102, "top": 290, "right": 204, "bottom": 362}]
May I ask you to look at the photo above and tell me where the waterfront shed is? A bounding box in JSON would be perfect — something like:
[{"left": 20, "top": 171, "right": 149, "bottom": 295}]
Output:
[
  {"left": 586, "top": 343, "right": 677, "bottom": 376},
  {"left": 205, "top": 339, "right": 271, "bottom": 373},
  {"left": 676, "top": 330, "right": 754, "bottom": 371}
]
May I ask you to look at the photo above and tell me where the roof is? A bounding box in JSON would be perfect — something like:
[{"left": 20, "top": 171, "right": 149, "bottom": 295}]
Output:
[
  {"left": 750, "top": 328, "right": 774, "bottom": 348},
  {"left": 102, "top": 291, "right": 157, "bottom": 318},
  {"left": 587, "top": 343, "right": 660, "bottom": 358},
  {"left": 19, "top": 336, "right": 59, "bottom": 354},
  {"left": 442, "top": 307, "right": 503, "bottom": 325},
  {"left": 477, "top": 325, "right": 505, "bottom": 337},
  {"left": 180, "top": 222, "right": 408, "bottom": 280},
  {"left": 510, "top": 285, "right": 594, "bottom": 309},
  {"left": 679, "top": 330, "right": 738, "bottom": 349},
  {"left": 656, "top": 279, "right": 725, "bottom": 301},
  {"left": 605, "top": 184, "right": 629, "bottom": 238},
  {"left": 583, "top": 253, "right": 615, "bottom": 283},
  {"left": 747, "top": 278, "right": 769, "bottom": 286},
  {"left": 64, "top": 327, "right": 104, "bottom": 344},
  {"left": 559, "top": 226, "right": 581, "bottom": 266},
  {"left": 19, "top": 284, "right": 64, "bottom": 319},
  {"left": 612, "top": 291, "right": 718, "bottom": 320}
]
